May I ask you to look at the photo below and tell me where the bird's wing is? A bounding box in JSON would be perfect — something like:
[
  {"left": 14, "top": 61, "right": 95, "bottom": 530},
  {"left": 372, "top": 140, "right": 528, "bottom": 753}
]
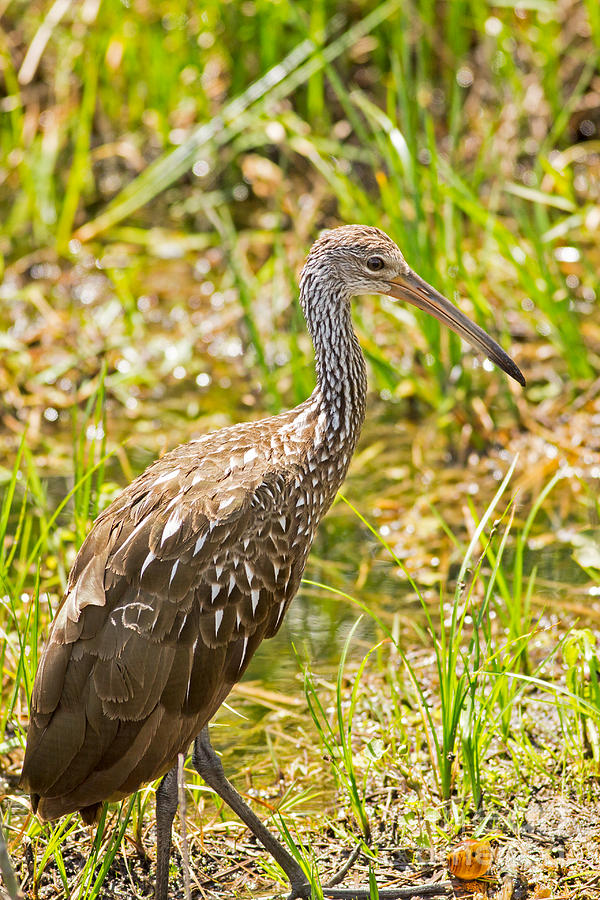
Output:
[{"left": 22, "top": 425, "right": 308, "bottom": 813}]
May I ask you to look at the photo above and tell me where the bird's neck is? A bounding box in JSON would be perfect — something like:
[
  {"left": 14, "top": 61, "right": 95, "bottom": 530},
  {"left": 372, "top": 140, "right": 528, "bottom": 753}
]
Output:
[{"left": 300, "top": 282, "right": 368, "bottom": 460}]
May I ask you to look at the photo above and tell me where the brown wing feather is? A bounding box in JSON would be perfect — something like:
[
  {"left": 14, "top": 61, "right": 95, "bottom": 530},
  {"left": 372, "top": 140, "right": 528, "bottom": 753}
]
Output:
[{"left": 21, "top": 425, "right": 310, "bottom": 819}]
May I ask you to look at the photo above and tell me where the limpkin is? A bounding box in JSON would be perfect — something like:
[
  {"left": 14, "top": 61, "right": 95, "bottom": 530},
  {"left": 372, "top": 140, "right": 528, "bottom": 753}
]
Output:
[{"left": 21, "top": 225, "right": 524, "bottom": 899}]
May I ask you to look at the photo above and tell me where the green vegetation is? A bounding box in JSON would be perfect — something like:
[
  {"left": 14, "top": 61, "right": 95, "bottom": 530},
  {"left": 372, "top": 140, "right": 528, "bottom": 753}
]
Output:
[{"left": 1, "top": 0, "right": 600, "bottom": 897}]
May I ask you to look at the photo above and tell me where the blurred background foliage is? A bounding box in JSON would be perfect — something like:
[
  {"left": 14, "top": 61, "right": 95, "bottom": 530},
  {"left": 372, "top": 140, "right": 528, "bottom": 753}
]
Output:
[{"left": 1, "top": 0, "right": 599, "bottom": 437}]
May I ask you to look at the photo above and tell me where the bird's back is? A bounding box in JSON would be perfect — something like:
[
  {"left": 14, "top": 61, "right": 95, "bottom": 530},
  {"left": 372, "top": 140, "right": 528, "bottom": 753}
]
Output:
[{"left": 21, "top": 397, "right": 348, "bottom": 820}]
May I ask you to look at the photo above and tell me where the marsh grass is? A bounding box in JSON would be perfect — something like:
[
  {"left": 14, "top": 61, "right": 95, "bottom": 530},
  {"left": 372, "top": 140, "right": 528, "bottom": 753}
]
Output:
[
  {"left": 0, "top": 820, "right": 20, "bottom": 900},
  {"left": 299, "top": 476, "right": 600, "bottom": 862},
  {"left": 3, "top": 0, "right": 599, "bottom": 395},
  {"left": 302, "top": 620, "right": 386, "bottom": 843},
  {"left": 562, "top": 628, "right": 600, "bottom": 766}
]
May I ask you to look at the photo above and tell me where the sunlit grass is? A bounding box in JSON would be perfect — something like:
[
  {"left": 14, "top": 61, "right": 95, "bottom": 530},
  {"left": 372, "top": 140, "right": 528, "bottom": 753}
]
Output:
[
  {"left": 302, "top": 488, "right": 600, "bottom": 845},
  {"left": 2, "top": 0, "right": 599, "bottom": 399}
]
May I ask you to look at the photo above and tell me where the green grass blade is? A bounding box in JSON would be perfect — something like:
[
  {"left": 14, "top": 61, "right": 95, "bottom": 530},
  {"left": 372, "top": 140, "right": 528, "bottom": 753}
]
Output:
[{"left": 75, "top": 0, "right": 404, "bottom": 240}]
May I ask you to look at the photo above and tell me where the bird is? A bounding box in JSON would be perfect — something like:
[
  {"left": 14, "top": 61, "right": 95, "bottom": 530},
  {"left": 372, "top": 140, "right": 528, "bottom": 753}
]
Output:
[{"left": 20, "top": 225, "right": 525, "bottom": 900}]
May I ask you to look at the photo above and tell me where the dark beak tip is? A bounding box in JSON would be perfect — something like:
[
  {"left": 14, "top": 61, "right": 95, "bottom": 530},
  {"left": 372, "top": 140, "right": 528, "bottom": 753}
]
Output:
[
  {"left": 505, "top": 359, "right": 526, "bottom": 388},
  {"left": 492, "top": 352, "right": 525, "bottom": 387}
]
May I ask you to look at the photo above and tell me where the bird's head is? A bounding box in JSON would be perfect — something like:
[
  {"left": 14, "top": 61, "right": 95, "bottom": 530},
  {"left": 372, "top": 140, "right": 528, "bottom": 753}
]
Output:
[{"left": 300, "top": 224, "right": 525, "bottom": 387}]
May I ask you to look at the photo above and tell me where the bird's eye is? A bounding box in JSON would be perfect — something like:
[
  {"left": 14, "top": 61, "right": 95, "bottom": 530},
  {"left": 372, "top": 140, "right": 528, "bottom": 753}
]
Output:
[{"left": 367, "top": 256, "right": 385, "bottom": 272}]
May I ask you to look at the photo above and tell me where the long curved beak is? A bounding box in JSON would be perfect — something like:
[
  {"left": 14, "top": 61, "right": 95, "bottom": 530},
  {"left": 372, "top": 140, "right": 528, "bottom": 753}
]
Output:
[{"left": 386, "top": 270, "right": 525, "bottom": 387}]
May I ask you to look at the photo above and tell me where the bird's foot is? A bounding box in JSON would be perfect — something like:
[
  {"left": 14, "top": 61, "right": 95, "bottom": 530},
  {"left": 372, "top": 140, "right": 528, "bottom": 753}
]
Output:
[{"left": 287, "top": 880, "right": 312, "bottom": 900}]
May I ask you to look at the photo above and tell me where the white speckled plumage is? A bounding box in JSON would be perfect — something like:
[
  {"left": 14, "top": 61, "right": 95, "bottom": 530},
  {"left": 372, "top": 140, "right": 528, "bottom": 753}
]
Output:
[{"left": 21, "top": 224, "right": 523, "bottom": 835}]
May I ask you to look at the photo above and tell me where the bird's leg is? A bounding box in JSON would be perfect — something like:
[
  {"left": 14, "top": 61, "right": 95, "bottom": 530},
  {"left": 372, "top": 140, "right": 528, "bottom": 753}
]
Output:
[
  {"left": 155, "top": 765, "right": 179, "bottom": 900},
  {"left": 192, "top": 726, "right": 311, "bottom": 900}
]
